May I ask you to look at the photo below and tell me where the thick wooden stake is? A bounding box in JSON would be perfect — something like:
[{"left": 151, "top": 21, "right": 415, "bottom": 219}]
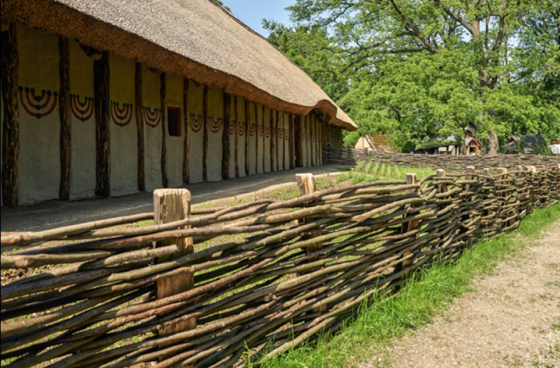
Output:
[
  {"left": 295, "top": 115, "right": 303, "bottom": 168},
  {"left": 234, "top": 96, "right": 239, "bottom": 179},
  {"left": 94, "top": 51, "right": 110, "bottom": 198},
  {"left": 295, "top": 173, "right": 327, "bottom": 313},
  {"left": 182, "top": 79, "right": 190, "bottom": 184},
  {"left": 160, "top": 73, "right": 168, "bottom": 188},
  {"left": 222, "top": 92, "right": 231, "bottom": 180},
  {"left": 202, "top": 86, "right": 208, "bottom": 181},
  {"left": 154, "top": 189, "right": 195, "bottom": 341},
  {"left": 282, "top": 113, "right": 286, "bottom": 171},
  {"left": 401, "top": 173, "right": 418, "bottom": 269},
  {"left": 245, "top": 99, "right": 249, "bottom": 176},
  {"left": 58, "top": 36, "right": 71, "bottom": 201},
  {"left": 1, "top": 23, "right": 19, "bottom": 208},
  {"left": 135, "top": 62, "right": 145, "bottom": 191}
]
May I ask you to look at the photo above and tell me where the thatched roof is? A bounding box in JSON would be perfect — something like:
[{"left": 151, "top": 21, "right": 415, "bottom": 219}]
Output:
[{"left": 2, "top": 0, "right": 357, "bottom": 131}]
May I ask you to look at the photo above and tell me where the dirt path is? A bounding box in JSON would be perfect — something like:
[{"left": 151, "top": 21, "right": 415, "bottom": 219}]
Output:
[{"left": 369, "top": 220, "right": 560, "bottom": 368}]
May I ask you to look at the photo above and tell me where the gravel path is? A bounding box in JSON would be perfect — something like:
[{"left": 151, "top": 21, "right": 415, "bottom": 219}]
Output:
[{"left": 367, "top": 220, "right": 560, "bottom": 368}]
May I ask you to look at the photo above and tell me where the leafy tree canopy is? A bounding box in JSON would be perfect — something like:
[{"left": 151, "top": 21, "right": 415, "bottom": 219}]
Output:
[{"left": 265, "top": 0, "right": 560, "bottom": 152}]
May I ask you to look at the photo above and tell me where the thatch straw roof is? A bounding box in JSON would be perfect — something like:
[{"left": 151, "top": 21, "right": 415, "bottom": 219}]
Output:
[
  {"left": 2, "top": 0, "right": 357, "bottom": 131},
  {"left": 503, "top": 135, "right": 547, "bottom": 153}
]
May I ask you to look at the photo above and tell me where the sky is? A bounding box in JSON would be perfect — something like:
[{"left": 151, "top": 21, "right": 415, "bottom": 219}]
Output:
[{"left": 222, "top": 0, "right": 296, "bottom": 37}]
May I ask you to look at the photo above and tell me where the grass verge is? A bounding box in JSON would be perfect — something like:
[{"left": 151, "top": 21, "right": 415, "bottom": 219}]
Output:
[{"left": 255, "top": 203, "right": 560, "bottom": 368}]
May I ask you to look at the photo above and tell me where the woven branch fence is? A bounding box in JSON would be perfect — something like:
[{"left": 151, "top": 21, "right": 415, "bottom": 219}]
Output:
[
  {"left": 323, "top": 145, "right": 560, "bottom": 172},
  {"left": 1, "top": 152, "right": 559, "bottom": 368}
]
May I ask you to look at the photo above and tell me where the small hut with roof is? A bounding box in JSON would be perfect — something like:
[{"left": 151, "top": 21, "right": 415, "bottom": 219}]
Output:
[{"left": 0, "top": 0, "right": 357, "bottom": 207}]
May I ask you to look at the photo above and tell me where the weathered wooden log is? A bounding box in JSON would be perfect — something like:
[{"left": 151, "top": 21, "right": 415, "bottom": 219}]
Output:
[
  {"left": 58, "top": 36, "right": 71, "bottom": 201},
  {"left": 160, "top": 72, "right": 168, "bottom": 188},
  {"left": 203, "top": 85, "right": 208, "bottom": 181},
  {"left": 222, "top": 92, "right": 231, "bottom": 180},
  {"left": 135, "top": 62, "right": 146, "bottom": 191},
  {"left": 182, "top": 78, "right": 190, "bottom": 184},
  {"left": 94, "top": 51, "right": 110, "bottom": 198}
]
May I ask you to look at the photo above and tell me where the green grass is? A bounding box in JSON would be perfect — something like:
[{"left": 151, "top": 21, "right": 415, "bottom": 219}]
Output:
[
  {"left": 337, "top": 162, "right": 434, "bottom": 185},
  {"left": 254, "top": 203, "right": 560, "bottom": 368}
]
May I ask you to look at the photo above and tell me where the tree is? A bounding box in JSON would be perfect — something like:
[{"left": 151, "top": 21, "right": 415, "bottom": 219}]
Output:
[
  {"left": 278, "top": 0, "right": 560, "bottom": 151},
  {"left": 213, "top": 0, "right": 232, "bottom": 13}
]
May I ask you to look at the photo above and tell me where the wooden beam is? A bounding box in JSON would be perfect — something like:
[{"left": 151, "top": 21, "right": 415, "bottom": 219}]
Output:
[
  {"left": 290, "top": 113, "right": 295, "bottom": 169},
  {"left": 282, "top": 112, "right": 286, "bottom": 171},
  {"left": 160, "top": 73, "right": 168, "bottom": 188},
  {"left": 276, "top": 110, "right": 280, "bottom": 171},
  {"left": 182, "top": 78, "right": 189, "bottom": 184},
  {"left": 295, "top": 114, "right": 303, "bottom": 168},
  {"left": 254, "top": 102, "right": 258, "bottom": 174},
  {"left": 222, "top": 92, "right": 231, "bottom": 180},
  {"left": 262, "top": 105, "right": 265, "bottom": 173},
  {"left": 154, "top": 189, "right": 195, "bottom": 340},
  {"left": 94, "top": 51, "right": 110, "bottom": 198},
  {"left": 234, "top": 96, "right": 239, "bottom": 179},
  {"left": 245, "top": 99, "right": 249, "bottom": 176},
  {"left": 135, "top": 62, "right": 145, "bottom": 191},
  {"left": 58, "top": 36, "right": 71, "bottom": 201},
  {"left": 1, "top": 23, "right": 19, "bottom": 208},
  {"left": 202, "top": 86, "right": 208, "bottom": 181},
  {"left": 270, "top": 107, "right": 275, "bottom": 172}
]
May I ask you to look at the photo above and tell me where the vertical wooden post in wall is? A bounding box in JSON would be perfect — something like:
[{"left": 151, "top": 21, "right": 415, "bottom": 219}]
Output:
[
  {"left": 182, "top": 79, "right": 190, "bottom": 184},
  {"left": 135, "top": 62, "right": 146, "bottom": 191},
  {"left": 296, "top": 173, "right": 327, "bottom": 313},
  {"left": 58, "top": 36, "right": 71, "bottom": 201},
  {"left": 276, "top": 111, "right": 280, "bottom": 171},
  {"left": 154, "top": 189, "right": 196, "bottom": 341},
  {"left": 261, "top": 105, "right": 265, "bottom": 172},
  {"left": 94, "top": 51, "right": 110, "bottom": 198},
  {"left": 289, "top": 113, "right": 295, "bottom": 169},
  {"left": 270, "top": 108, "right": 275, "bottom": 172},
  {"left": 160, "top": 73, "right": 168, "bottom": 188},
  {"left": 234, "top": 96, "right": 239, "bottom": 179},
  {"left": 306, "top": 115, "right": 311, "bottom": 167},
  {"left": 282, "top": 113, "right": 286, "bottom": 171},
  {"left": 1, "top": 23, "right": 19, "bottom": 208},
  {"left": 202, "top": 86, "right": 208, "bottom": 181},
  {"left": 295, "top": 114, "right": 303, "bottom": 167},
  {"left": 222, "top": 93, "right": 231, "bottom": 180},
  {"left": 244, "top": 99, "right": 249, "bottom": 176},
  {"left": 254, "top": 103, "right": 258, "bottom": 174}
]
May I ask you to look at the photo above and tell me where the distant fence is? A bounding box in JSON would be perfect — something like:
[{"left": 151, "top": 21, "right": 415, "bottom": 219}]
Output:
[
  {"left": 323, "top": 145, "right": 560, "bottom": 172},
  {"left": 1, "top": 158, "right": 559, "bottom": 367}
]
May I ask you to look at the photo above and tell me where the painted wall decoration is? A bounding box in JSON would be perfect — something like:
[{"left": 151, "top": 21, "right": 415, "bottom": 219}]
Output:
[
  {"left": 230, "top": 120, "right": 236, "bottom": 135},
  {"left": 284, "top": 129, "right": 289, "bottom": 141},
  {"left": 264, "top": 126, "right": 271, "bottom": 139},
  {"left": 258, "top": 125, "right": 264, "bottom": 137},
  {"left": 144, "top": 107, "right": 162, "bottom": 128},
  {"left": 189, "top": 114, "right": 203, "bottom": 133},
  {"left": 208, "top": 117, "right": 223, "bottom": 133},
  {"left": 278, "top": 128, "right": 283, "bottom": 140},
  {"left": 19, "top": 86, "right": 58, "bottom": 119},
  {"left": 248, "top": 123, "right": 256, "bottom": 137},
  {"left": 238, "top": 122, "right": 245, "bottom": 136},
  {"left": 70, "top": 94, "right": 94, "bottom": 122},
  {"left": 111, "top": 101, "right": 133, "bottom": 127}
]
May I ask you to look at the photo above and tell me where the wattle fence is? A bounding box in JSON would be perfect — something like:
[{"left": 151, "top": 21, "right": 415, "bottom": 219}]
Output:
[{"left": 1, "top": 150, "right": 559, "bottom": 368}]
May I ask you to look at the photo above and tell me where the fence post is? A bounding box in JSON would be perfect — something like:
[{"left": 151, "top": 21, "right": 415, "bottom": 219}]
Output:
[
  {"left": 295, "top": 173, "right": 327, "bottom": 313},
  {"left": 400, "top": 173, "right": 418, "bottom": 269},
  {"left": 153, "top": 189, "right": 196, "bottom": 341}
]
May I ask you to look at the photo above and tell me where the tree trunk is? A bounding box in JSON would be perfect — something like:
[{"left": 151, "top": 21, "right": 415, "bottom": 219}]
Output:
[{"left": 485, "top": 129, "right": 499, "bottom": 155}]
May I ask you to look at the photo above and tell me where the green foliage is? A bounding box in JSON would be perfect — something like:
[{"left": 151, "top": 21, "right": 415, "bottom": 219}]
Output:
[
  {"left": 533, "top": 143, "right": 554, "bottom": 156},
  {"left": 212, "top": 0, "right": 231, "bottom": 13},
  {"left": 266, "top": 0, "right": 560, "bottom": 151}
]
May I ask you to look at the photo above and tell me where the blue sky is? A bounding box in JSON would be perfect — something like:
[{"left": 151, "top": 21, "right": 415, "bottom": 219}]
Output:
[{"left": 223, "top": 0, "right": 296, "bottom": 37}]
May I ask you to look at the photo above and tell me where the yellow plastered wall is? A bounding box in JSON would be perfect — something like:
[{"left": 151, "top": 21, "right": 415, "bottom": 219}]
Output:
[
  {"left": 166, "top": 73, "right": 184, "bottom": 188},
  {"left": 187, "top": 82, "right": 203, "bottom": 183},
  {"left": 207, "top": 86, "right": 223, "bottom": 182},
  {"left": 17, "top": 25, "right": 60, "bottom": 205},
  {"left": 110, "top": 54, "right": 137, "bottom": 197},
  {"left": 69, "top": 40, "right": 95, "bottom": 200},
  {"left": 143, "top": 65, "right": 162, "bottom": 191}
]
